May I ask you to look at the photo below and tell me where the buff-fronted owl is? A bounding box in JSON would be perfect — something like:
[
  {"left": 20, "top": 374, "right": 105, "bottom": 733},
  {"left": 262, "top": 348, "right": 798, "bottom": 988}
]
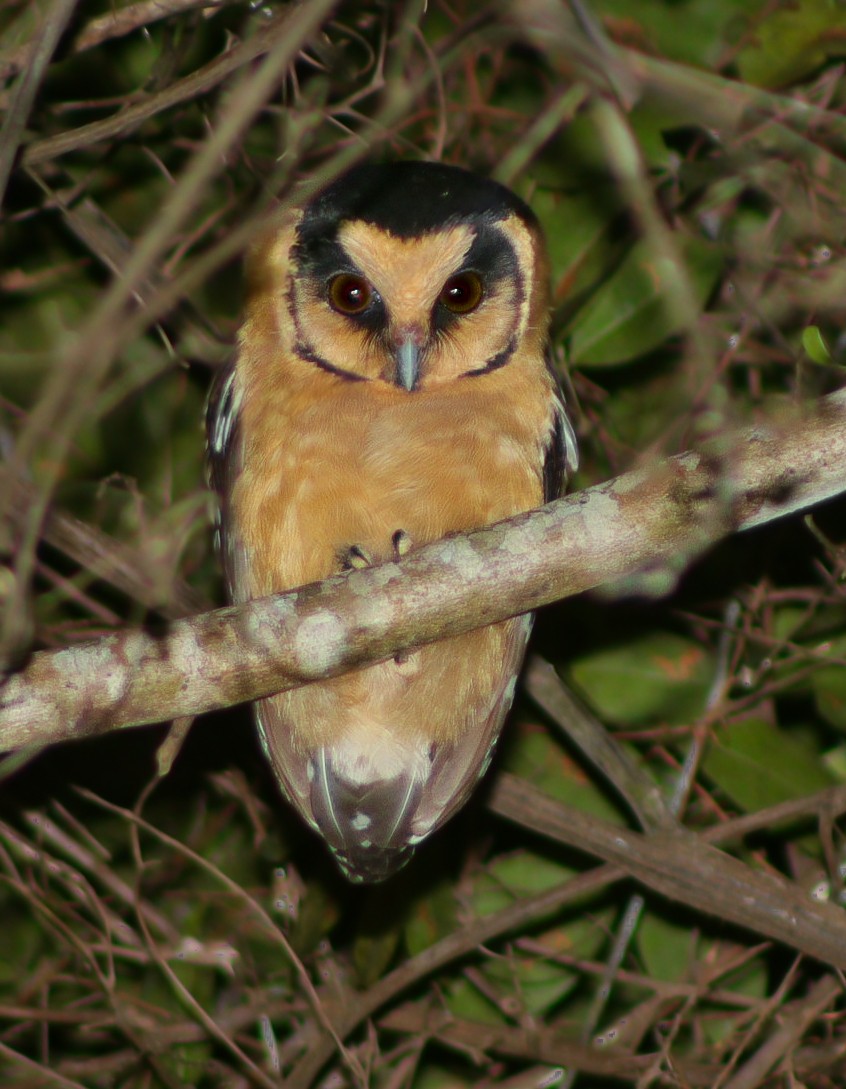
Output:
[{"left": 207, "top": 162, "right": 577, "bottom": 882}]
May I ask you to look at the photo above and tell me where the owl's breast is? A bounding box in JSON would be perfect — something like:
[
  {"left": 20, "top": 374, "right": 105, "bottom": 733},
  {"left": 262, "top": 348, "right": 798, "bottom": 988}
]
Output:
[{"left": 232, "top": 365, "right": 551, "bottom": 597}]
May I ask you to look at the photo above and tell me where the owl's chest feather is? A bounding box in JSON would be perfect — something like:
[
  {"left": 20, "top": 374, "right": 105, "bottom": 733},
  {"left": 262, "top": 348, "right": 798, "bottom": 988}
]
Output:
[{"left": 233, "top": 368, "right": 550, "bottom": 595}]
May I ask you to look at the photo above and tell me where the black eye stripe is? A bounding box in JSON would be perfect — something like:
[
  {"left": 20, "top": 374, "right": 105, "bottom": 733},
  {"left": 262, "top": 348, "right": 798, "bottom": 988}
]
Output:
[{"left": 463, "top": 227, "right": 520, "bottom": 295}]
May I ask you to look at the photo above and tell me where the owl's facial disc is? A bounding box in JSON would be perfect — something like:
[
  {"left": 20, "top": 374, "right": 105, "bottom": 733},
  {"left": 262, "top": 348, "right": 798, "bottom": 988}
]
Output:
[{"left": 286, "top": 175, "right": 543, "bottom": 390}]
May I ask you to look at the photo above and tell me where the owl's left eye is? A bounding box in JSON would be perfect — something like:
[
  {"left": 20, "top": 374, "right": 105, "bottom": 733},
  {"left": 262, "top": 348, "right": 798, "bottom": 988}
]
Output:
[
  {"left": 439, "top": 271, "right": 483, "bottom": 314},
  {"left": 329, "top": 274, "right": 373, "bottom": 315}
]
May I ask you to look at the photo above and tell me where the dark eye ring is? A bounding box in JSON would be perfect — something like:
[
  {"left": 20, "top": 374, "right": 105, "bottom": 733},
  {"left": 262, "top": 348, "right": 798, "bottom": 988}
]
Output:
[
  {"left": 328, "top": 273, "right": 373, "bottom": 315},
  {"left": 439, "top": 271, "right": 483, "bottom": 314}
]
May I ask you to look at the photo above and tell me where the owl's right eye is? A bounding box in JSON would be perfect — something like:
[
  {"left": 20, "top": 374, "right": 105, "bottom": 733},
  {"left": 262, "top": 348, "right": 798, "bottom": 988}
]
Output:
[{"left": 328, "top": 274, "right": 373, "bottom": 315}]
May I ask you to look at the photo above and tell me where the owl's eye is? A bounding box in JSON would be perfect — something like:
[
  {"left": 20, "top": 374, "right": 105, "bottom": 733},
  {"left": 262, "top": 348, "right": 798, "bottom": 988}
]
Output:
[
  {"left": 329, "top": 274, "right": 373, "bottom": 315},
  {"left": 439, "top": 271, "right": 483, "bottom": 314}
]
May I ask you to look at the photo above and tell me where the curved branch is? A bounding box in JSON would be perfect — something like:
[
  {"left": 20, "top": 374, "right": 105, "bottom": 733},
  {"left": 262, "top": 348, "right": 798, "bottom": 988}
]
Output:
[{"left": 2, "top": 390, "right": 845, "bottom": 752}]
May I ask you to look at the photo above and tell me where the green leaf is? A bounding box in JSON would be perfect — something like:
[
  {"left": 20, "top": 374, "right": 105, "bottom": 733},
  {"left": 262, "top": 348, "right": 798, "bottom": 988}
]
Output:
[
  {"left": 503, "top": 722, "right": 627, "bottom": 821},
  {"left": 353, "top": 926, "right": 401, "bottom": 987},
  {"left": 701, "top": 958, "right": 769, "bottom": 1046},
  {"left": 469, "top": 852, "right": 578, "bottom": 919},
  {"left": 772, "top": 605, "right": 814, "bottom": 643},
  {"left": 823, "top": 743, "right": 846, "bottom": 781},
  {"left": 702, "top": 718, "right": 835, "bottom": 812},
  {"left": 737, "top": 0, "right": 846, "bottom": 88},
  {"left": 637, "top": 912, "right": 695, "bottom": 983},
  {"left": 404, "top": 882, "right": 459, "bottom": 957},
  {"left": 568, "top": 633, "right": 713, "bottom": 726},
  {"left": 811, "top": 663, "right": 846, "bottom": 732},
  {"left": 447, "top": 853, "right": 612, "bottom": 1021},
  {"left": 413, "top": 1065, "right": 474, "bottom": 1089},
  {"left": 532, "top": 188, "right": 619, "bottom": 309},
  {"left": 802, "top": 325, "right": 833, "bottom": 366},
  {"left": 591, "top": 0, "right": 752, "bottom": 69},
  {"left": 567, "top": 236, "right": 723, "bottom": 366}
]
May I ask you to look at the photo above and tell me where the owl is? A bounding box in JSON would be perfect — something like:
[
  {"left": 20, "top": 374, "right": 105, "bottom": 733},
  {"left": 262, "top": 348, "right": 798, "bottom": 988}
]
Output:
[{"left": 207, "top": 161, "right": 577, "bottom": 883}]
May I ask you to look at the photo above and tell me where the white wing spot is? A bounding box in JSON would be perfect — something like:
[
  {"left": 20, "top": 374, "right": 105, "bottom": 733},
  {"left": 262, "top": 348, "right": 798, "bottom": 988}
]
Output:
[{"left": 211, "top": 370, "right": 241, "bottom": 454}]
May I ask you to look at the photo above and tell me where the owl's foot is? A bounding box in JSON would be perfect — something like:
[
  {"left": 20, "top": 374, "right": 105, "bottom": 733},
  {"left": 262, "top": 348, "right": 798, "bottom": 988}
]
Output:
[
  {"left": 390, "top": 531, "right": 413, "bottom": 665},
  {"left": 341, "top": 544, "right": 374, "bottom": 571},
  {"left": 341, "top": 531, "right": 412, "bottom": 572},
  {"left": 340, "top": 532, "right": 414, "bottom": 666},
  {"left": 392, "top": 529, "right": 412, "bottom": 560}
]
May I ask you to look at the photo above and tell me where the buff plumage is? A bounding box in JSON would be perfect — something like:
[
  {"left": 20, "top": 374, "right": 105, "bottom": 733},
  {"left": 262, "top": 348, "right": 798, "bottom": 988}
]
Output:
[{"left": 207, "top": 162, "right": 577, "bottom": 882}]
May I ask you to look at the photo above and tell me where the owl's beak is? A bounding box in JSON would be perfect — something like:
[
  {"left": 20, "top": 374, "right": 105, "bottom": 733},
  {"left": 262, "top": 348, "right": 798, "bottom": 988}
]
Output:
[{"left": 394, "top": 330, "right": 424, "bottom": 391}]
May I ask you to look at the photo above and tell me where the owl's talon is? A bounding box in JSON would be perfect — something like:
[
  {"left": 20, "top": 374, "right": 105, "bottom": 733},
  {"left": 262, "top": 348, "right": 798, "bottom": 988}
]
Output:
[
  {"left": 342, "top": 544, "right": 374, "bottom": 570},
  {"left": 392, "top": 531, "right": 412, "bottom": 665},
  {"left": 392, "top": 530, "right": 412, "bottom": 560}
]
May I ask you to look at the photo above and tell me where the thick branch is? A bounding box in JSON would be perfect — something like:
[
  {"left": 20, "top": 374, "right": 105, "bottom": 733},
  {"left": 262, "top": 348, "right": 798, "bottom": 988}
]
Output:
[
  {"left": 2, "top": 390, "right": 845, "bottom": 752},
  {"left": 489, "top": 773, "right": 846, "bottom": 969}
]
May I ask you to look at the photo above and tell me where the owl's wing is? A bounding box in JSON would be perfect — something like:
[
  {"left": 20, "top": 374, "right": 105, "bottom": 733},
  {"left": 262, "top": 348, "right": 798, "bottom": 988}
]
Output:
[
  {"left": 543, "top": 350, "right": 579, "bottom": 502},
  {"left": 205, "top": 361, "right": 246, "bottom": 596},
  {"left": 412, "top": 615, "right": 534, "bottom": 840}
]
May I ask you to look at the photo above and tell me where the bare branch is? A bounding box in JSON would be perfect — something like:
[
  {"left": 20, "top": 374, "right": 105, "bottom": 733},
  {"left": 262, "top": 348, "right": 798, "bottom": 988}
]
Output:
[
  {"left": 19, "top": 6, "right": 314, "bottom": 168},
  {"left": 0, "top": 0, "right": 78, "bottom": 204},
  {"left": 0, "top": 468, "right": 207, "bottom": 620},
  {"left": 286, "top": 780, "right": 846, "bottom": 1088},
  {"left": 0, "top": 0, "right": 241, "bottom": 84},
  {"left": 489, "top": 772, "right": 846, "bottom": 969},
  {"left": 2, "top": 389, "right": 845, "bottom": 752}
]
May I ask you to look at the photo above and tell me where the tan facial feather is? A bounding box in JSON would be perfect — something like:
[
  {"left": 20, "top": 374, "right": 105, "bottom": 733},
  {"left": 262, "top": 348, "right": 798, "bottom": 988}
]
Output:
[
  {"left": 337, "top": 220, "right": 475, "bottom": 327},
  {"left": 286, "top": 217, "right": 546, "bottom": 386}
]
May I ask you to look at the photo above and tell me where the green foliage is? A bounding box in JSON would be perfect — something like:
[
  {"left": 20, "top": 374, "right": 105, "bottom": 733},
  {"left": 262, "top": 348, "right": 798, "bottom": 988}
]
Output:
[
  {"left": 567, "top": 235, "right": 723, "bottom": 366},
  {"left": 703, "top": 718, "right": 836, "bottom": 810},
  {"left": 569, "top": 632, "right": 714, "bottom": 725}
]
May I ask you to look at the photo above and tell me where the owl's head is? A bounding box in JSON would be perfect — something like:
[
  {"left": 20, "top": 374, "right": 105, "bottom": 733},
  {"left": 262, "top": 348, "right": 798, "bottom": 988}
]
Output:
[{"left": 248, "top": 161, "right": 551, "bottom": 391}]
